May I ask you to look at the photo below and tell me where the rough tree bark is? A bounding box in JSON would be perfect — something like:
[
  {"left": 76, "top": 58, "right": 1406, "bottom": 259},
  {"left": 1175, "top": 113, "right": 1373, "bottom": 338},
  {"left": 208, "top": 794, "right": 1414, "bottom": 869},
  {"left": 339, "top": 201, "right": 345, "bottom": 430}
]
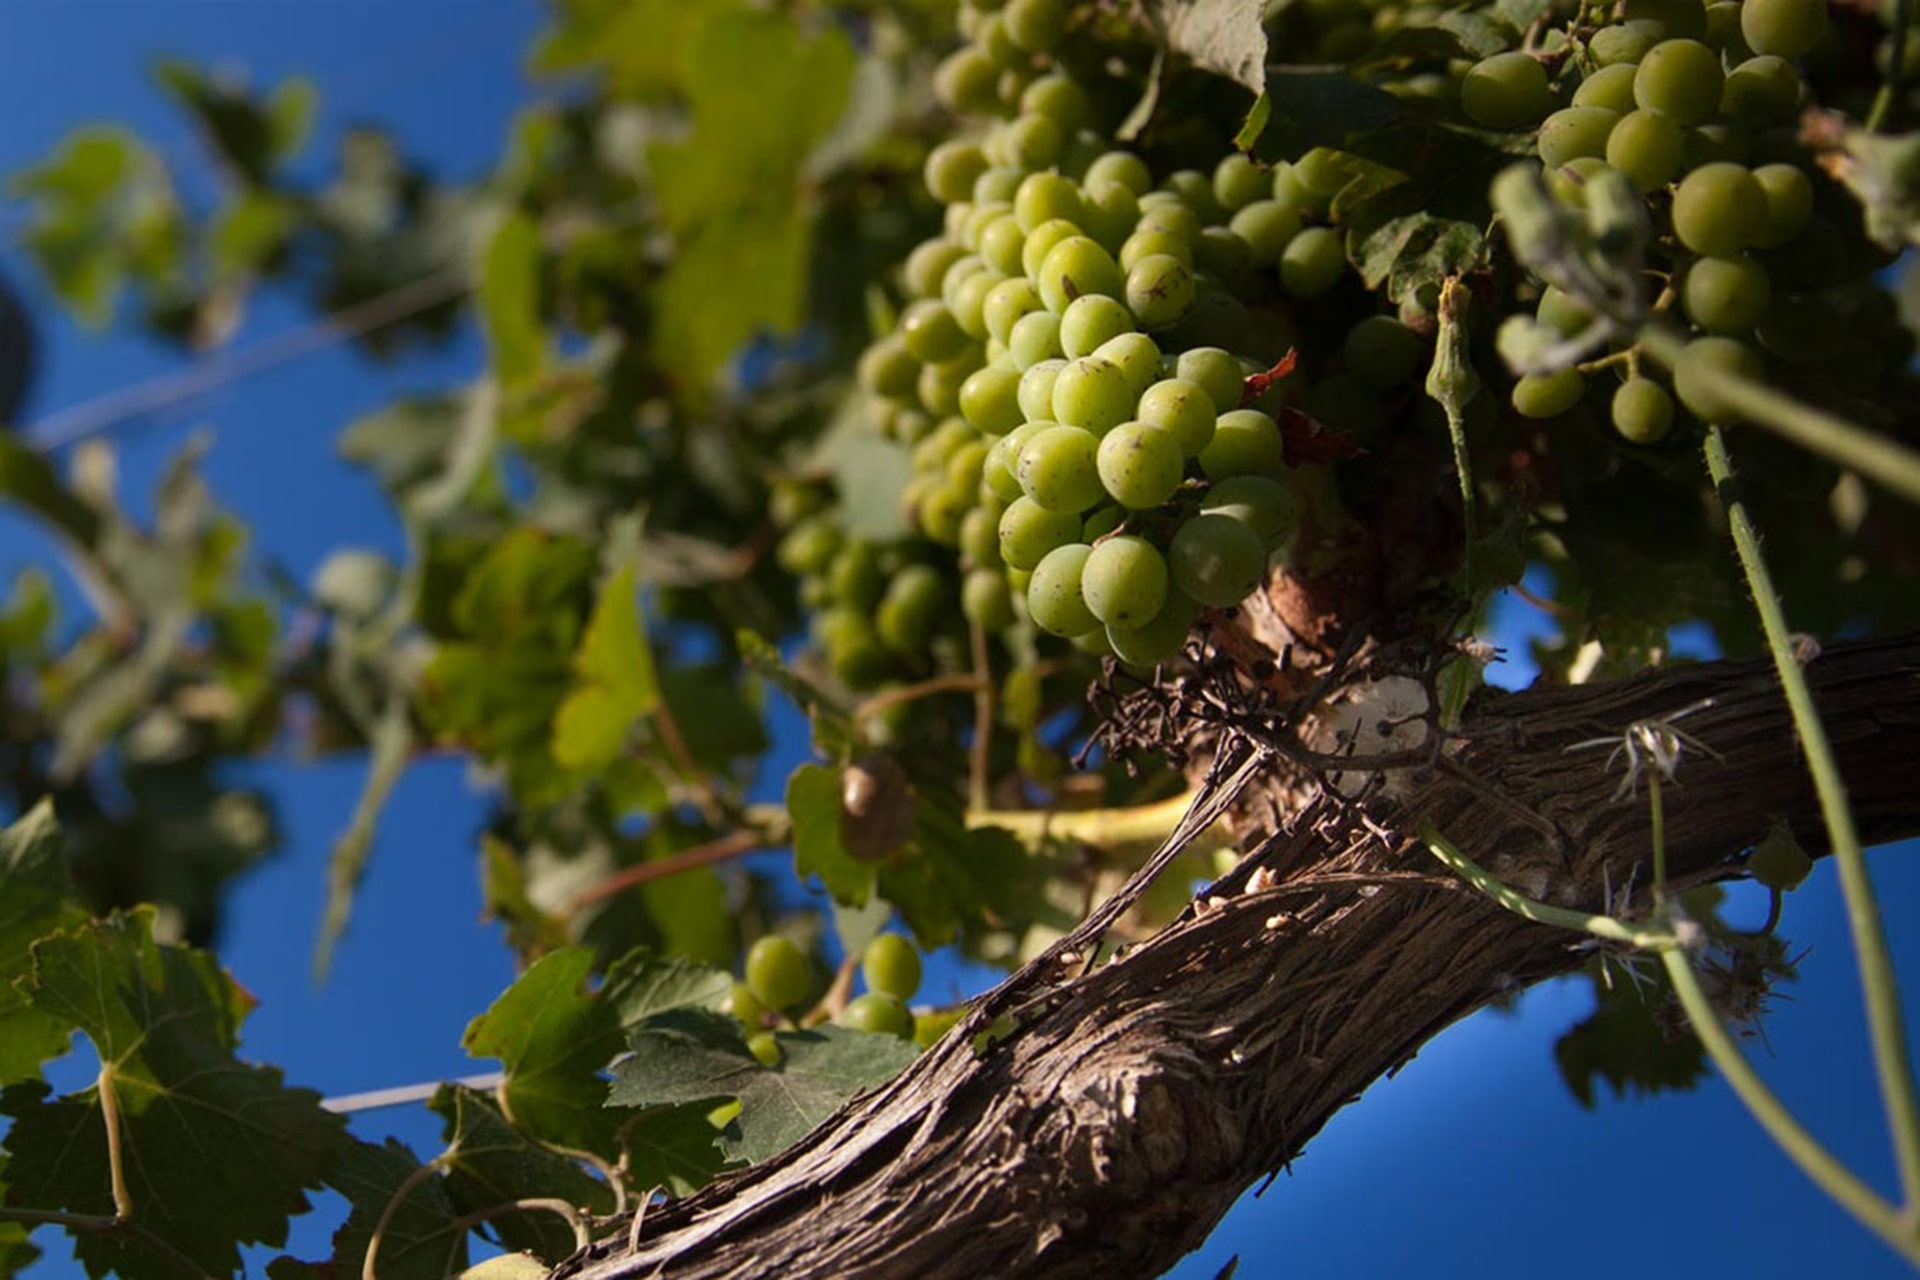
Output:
[{"left": 555, "top": 633, "right": 1920, "bottom": 1280}]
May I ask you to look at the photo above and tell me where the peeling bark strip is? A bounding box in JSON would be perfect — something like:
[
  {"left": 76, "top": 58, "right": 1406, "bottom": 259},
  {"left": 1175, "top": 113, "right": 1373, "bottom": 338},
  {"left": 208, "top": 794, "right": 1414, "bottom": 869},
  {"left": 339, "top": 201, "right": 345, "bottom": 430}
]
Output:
[{"left": 556, "top": 635, "right": 1920, "bottom": 1280}]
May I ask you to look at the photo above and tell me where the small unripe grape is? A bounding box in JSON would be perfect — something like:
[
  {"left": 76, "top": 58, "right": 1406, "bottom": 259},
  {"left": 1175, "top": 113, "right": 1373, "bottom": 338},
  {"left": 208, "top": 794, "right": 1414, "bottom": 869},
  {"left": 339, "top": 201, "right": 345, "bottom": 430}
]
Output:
[
  {"left": 1020, "top": 72, "right": 1091, "bottom": 131},
  {"left": 1750, "top": 163, "right": 1814, "bottom": 249},
  {"left": 745, "top": 935, "right": 811, "bottom": 1012},
  {"left": 1082, "top": 535, "right": 1168, "bottom": 627},
  {"left": 1026, "top": 542, "right": 1101, "bottom": 636},
  {"left": 1106, "top": 589, "right": 1202, "bottom": 666},
  {"left": 1060, "top": 294, "right": 1135, "bottom": 359},
  {"left": 1135, "top": 378, "right": 1218, "bottom": 456},
  {"left": 1084, "top": 150, "right": 1153, "bottom": 197},
  {"left": 1610, "top": 377, "right": 1676, "bottom": 444},
  {"left": 983, "top": 277, "right": 1044, "bottom": 347},
  {"left": 730, "top": 981, "right": 767, "bottom": 1029},
  {"left": 1097, "top": 422, "right": 1185, "bottom": 509},
  {"left": 1741, "top": 0, "right": 1827, "bottom": 59},
  {"left": 1538, "top": 107, "right": 1622, "bottom": 169},
  {"left": 1606, "top": 109, "right": 1685, "bottom": 192},
  {"left": 1672, "top": 335, "right": 1763, "bottom": 422},
  {"left": 1591, "top": 23, "right": 1659, "bottom": 65},
  {"left": 1169, "top": 513, "right": 1267, "bottom": 607},
  {"left": 1014, "top": 171, "right": 1085, "bottom": 235},
  {"left": 1213, "top": 153, "right": 1270, "bottom": 211},
  {"left": 1018, "top": 424, "right": 1106, "bottom": 512},
  {"left": 999, "top": 494, "right": 1084, "bottom": 569},
  {"left": 863, "top": 933, "right": 923, "bottom": 1001},
  {"left": 1229, "top": 199, "right": 1304, "bottom": 263},
  {"left": 1572, "top": 64, "right": 1640, "bottom": 113},
  {"left": 1008, "top": 310, "right": 1065, "bottom": 371},
  {"left": 1633, "top": 39, "right": 1724, "bottom": 126},
  {"left": 839, "top": 992, "right": 915, "bottom": 1038},
  {"left": 1004, "top": 0, "right": 1069, "bottom": 52},
  {"left": 1127, "top": 253, "right": 1198, "bottom": 329},
  {"left": 962, "top": 567, "right": 1015, "bottom": 628},
  {"left": 1460, "top": 52, "right": 1555, "bottom": 130},
  {"left": 1671, "top": 162, "right": 1764, "bottom": 257},
  {"left": 1201, "top": 474, "right": 1298, "bottom": 549},
  {"left": 1199, "top": 409, "right": 1284, "bottom": 480},
  {"left": 1176, "top": 348, "right": 1247, "bottom": 415},
  {"left": 1039, "top": 236, "right": 1126, "bottom": 314},
  {"left": 1052, "top": 356, "right": 1135, "bottom": 433},
  {"left": 1017, "top": 358, "right": 1068, "bottom": 421},
  {"left": 1279, "top": 226, "right": 1346, "bottom": 298},
  {"left": 960, "top": 365, "right": 1025, "bottom": 435},
  {"left": 748, "top": 1032, "right": 783, "bottom": 1067},
  {"left": 1092, "top": 332, "right": 1162, "bottom": 400},
  {"left": 925, "top": 141, "right": 990, "bottom": 204},
  {"left": 1681, "top": 255, "right": 1771, "bottom": 334},
  {"left": 1511, "top": 368, "right": 1586, "bottom": 418}
]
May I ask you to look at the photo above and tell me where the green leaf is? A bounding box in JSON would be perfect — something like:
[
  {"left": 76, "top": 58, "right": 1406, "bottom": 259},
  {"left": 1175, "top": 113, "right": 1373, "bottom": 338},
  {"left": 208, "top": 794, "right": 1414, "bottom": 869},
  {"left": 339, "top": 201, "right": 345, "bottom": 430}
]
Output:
[
  {"left": 430, "top": 1086, "right": 613, "bottom": 1261},
  {"left": 657, "top": 661, "right": 767, "bottom": 776},
  {"left": 0, "top": 802, "right": 86, "bottom": 1087},
  {"left": 552, "top": 565, "right": 660, "bottom": 771},
  {"left": 609, "top": 1009, "right": 916, "bottom": 1164},
  {"left": 1237, "top": 70, "right": 1404, "bottom": 164},
  {"left": 1145, "top": 0, "right": 1268, "bottom": 95},
  {"left": 0, "top": 1152, "right": 42, "bottom": 1275},
  {"left": 1554, "top": 962, "right": 1706, "bottom": 1108},
  {"left": 738, "top": 629, "right": 856, "bottom": 760},
  {"left": 616, "top": 1101, "right": 733, "bottom": 1197},
  {"left": 788, "top": 763, "right": 877, "bottom": 906},
  {"left": 0, "top": 908, "right": 350, "bottom": 1280},
  {"left": 880, "top": 800, "right": 1041, "bottom": 949},
  {"left": 266, "top": 77, "right": 318, "bottom": 163},
  {"left": 481, "top": 210, "right": 545, "bottom": 388},
  {"left": 1335, "top": 125, "right": 1510, "bottom": 299},
  {"left": 0, "top": 435, "right": 102, "bottom": 548},
  {"left": 461, "top": 944, "right": 728, "bottom": 1155},
  {"left": 318, "top": 1138, "right": 469, "bottom": 1280}
]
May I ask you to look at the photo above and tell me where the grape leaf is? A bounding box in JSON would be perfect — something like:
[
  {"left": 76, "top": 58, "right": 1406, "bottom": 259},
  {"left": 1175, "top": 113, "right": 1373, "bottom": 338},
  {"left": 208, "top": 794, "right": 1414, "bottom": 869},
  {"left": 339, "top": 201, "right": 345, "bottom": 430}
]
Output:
[
  {"left": 0, "top": 908, "right": 350, "bottom": 1280},
  {"left": 1555, "top": 962, "right": 1706, "bottom": 1108},
  {"left": 609, "top": 1009, "right": 916, "bottom": 1164},
  {"left": 617, "top": 1101, "right": 734, "bottom": 1196},
  {"left": 880, "top": 799, "right": 1042, "bottom": 949},
  {"left": 0, "top": 801, "right": 85, "bottom": 1088},
  {"left": 1236, "top": 70, "right": 1404, "bottom": 164},
  {"left": 0, "top": 1151, "right": 42, "bottom": 1275},
  {"left": 788, "top": 762, "right": 877, "bottom": 906},
  {"left": 552, "top": 564, "right": 661, "bottom": 771},
  {"left": 313, "top": 1138, "right": 469, "bottom": 1280},
  {"left": 481, "top": 210, "right": 545, "bottom": 388},
  {"left": 463, "top": 945, "right": 729, "bottom": 1155},
  {"left": 430, "top": 1085, "right": 614, "bottom": 1261},
  {"left": 738, "top": 629, "right": 857, "bottom": 760},
  {"left": 1145, "top": 0, "right": 1268, "bottom": 95}
]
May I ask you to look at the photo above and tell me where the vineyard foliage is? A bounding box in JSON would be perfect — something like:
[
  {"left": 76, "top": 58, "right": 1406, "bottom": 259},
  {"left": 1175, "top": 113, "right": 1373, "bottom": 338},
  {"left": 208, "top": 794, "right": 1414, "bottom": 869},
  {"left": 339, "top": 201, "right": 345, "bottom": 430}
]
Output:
[{"left": 3, "top": 0, "right": 1920, "bottom": 1275}]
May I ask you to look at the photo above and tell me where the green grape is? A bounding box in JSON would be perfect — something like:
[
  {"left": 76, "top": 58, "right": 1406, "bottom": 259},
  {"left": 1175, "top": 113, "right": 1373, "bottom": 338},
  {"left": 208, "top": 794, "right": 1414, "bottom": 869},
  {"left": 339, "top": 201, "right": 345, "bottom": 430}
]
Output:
[
  {"left": 1137, "top": 200, "right": 1203, "bottom": 243},
  {"left": 1538, "top": 107, "right": 1622, "bottom": 169},
  {"left": 1572, "top": 63, "right": 1640, "bottom": 112},
  {"left": 1008, "top": 310, "right": 1065, "bottom": 370},
  {"left": 1135, "top": 378, "right": 1218, "bottom": 457},
  {"left": 946, "top": 438, "right": 990, "bottom": 490},
  {"left": 1229, "top": 200, "right": 1303, "bottom": 263},
  {"left": 888, "top": 407, "right": 934, "bottom": 444},
  {"left": 1093, "top": 333, "right": 1162, "bottom": 400},
  {"left": 1536, "top": 285, "right": 1595, "bottom": 337},
  {"left": 961, "top": 201, "right": 1014, "bottom": 252},
  {"left": 1460, "top": 52, "right": 1555, "bottom": 130},
  {"left": 879, "top": 563, "right": 949, "bottom": 652},
  {"left": 1279, "top": 226, "right": 1346, "bottom": 298},
  {"left": 962, "top": 566, "right": 1016, "bottom": 628},
  {"left": 935, "top": 46, "right": 1002, "bottom": 114},
  {"left": 1176, "top": 347, "right": 1248, "bottom": 415},
  {"left": 839, "top": 992, "right": 915, "bottom": 1038},
  {"left": 1017, "top": 358, "right": 1068, "bottom": 421},
  {"left": 745, "top": 935, "right": 811, "bottom": 1012},
  {"left": 1002, "top": 114, "right": 1066, "bottom": 171},
  {"left": 1295, "top": 147, "right": 1349, "bottom": 198},
  {"left": 730, "top": 980, "right": 767, "bottom": 1029},
  {"left": 1672, "top": 334, "right": 1763, "bottom": 422},
  {"left": 1199, "top": 409, "right": 1284, "bottom": 479},
  {"left": 1096, "top": 422, "right": 1184, "bottom": 509},
  {"left": 961, "top": 502, "right": 1005, "bottom": 568},
  {"left": 1623, "top": 0, "right": 1709, "bottom": 38},
  {"left": 973, "top": 166, "right": 1024, "bottom": 205},
  {"left": 858, "top": 334, "right": 920, "bottom": 400},
  {"left": 983, "top": 422, "right": 1039, "bottom": 500},
  {"left": 1168, "top": 513, "right": 1267, "bottom": 607},
  {"left": 1633, "top": 39, "right": 1724, "bottom": 125},
  {"left": 999, "top": 495, "right": 1084, "bottom": 569},
  {"left": 978, "top": 213, "right": 1029, "bottom": 278},
  {"left": 1085, "top": 150, "right": 1153, "bottom": 197},
  {"left": 918, "top": 351, "right": 980, "bottom": 418},
  {"left": 1200, "top": 474, "right": 1298, "bottom": 550},
  {"left": 1014, "top": 171, "right": 1085, "bottom": 234},
  {"left": 1681, "top": 255, "right": 1771, "bottom": 334},
  {"left": 1342, "top": 315, "right": 1426, "bottom": 389},
  {"left": 914, "top": 480, "right": 970, "bottom": 545},
  {"left": 948, "top": 268, "right": 1004, "bottom": 341},
  {"left": 1004, "top": 0, "right": 1068, "bottom": 51},
  {"left": 1038, "top": 236, "right": 1126, "bottom": 313},
  {"left": 1193, "top": 226, "right": 1254, "bottom": 287},
  {"left": 1060, "top": 294, "right": 1135, "bottom": 359},
  {"left": 925, "top": 141, "right": 990, "bottom": 204},
  {"left": 1741, "top": 0, "right": 1827, "bottom": 58},
  {"left": 1106, "top": 589, "right": 1202, "bottom": 666},
  {"left": 1162, "top": 169, "right": 1226, "bottom": 223},
  {"left": 745, "top": 1031, "right": 782, "bottom": 1067},
  {"left": 1051, "top": 356, "right": 1134, "bottom": 432},
  {"left": 777, "top": 516, "right": 843, "bottom": 576},
  {"left": 1671, "top": 162, "right": 1764, "bottom": 256},
  {"left": 983, "top": 277, "right": 1043, "bottom": 346},
  {"left": 1081, "top": 535, "right": 1169, "bottom": 627},
  {"left": 1720, "top": 55, "right": 1802, "bottom": 125},
  {"left": 1610, "top": 376, "right": 1676, "bottom": 443},
  {"left": 1511, "top": 368, "right": 1586, "bottom": 418},
  {"left": 1026, "top": 542, "right": 1101, "bottom": 635},
  {"left": 1120, "top": 227, "right": 1196, "bottom": 273},
  {"left": 1016, "top": 216, "right": 1074, "bottom": 277},
  {"left": 862, "top": 933, "right": 923, "bottom": 1000},
  {"left": 1020, "top": 72, "right": 1091, "bottom": 131},
  {"left": 959, "top": 365, "right": 1023, "bottom": 435},
  {"left": 1213, "top": 153, "right": 1270, "bottom": 211},
  {"left": 1606, "top": 109, "right": 1685, "bottom": 192},
  {"left": 1544, "top": 155, "right": 1614, "bottom": 207},
  {"left": 904, "top": 239, "right": 969, "bottom": 301},
  {"left": 1269, "top": 162, "right": 1322, "bottom": 213},
  {"left": 829, "top": 541, "right": 885, "bottom": 610},
  {"left": 1750, "top": 162, "right": 1813, "bottom": 248},
  {"left": 1082, "top": 179, "right": 1141, "bottom": 251},
  {"left": 975, "top": 11, "right": 1023, "bottom": 64},
  {"left": 1018, "top": 423, "right": 1106, "bottom": 512},
  {"left": 1590, "top": 23, "right": 1659, "bottom": 65}
]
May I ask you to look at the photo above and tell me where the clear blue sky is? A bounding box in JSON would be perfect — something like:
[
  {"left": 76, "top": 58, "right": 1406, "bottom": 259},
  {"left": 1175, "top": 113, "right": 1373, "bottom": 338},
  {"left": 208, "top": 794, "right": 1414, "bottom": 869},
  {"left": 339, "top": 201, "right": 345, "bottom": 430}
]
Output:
[{"left": 2, "top": 4, "right": 1916, "bottom": 1277}]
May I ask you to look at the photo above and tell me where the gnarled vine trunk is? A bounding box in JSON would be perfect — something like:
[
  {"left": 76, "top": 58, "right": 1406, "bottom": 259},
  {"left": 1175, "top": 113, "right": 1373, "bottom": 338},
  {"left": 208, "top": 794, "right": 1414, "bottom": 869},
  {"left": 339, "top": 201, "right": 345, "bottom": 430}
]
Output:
[{"left": 555, "top": 633, "right": 1920, "bottom": 1280}]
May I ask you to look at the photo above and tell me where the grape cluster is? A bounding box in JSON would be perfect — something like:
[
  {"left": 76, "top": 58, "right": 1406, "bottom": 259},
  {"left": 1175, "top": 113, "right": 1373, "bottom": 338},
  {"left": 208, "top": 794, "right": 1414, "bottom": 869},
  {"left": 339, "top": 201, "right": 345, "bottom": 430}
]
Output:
[{"left": 1465, "top": 0, "right": 1904, "bottom": 439}]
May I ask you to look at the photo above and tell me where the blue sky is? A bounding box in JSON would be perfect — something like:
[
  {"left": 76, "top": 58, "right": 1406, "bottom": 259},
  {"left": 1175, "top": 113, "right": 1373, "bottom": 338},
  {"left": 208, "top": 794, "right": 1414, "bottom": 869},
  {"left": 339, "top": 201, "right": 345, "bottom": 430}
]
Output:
[{"left": 2, "top": 4, "right": 1918, "bottom": 1277}]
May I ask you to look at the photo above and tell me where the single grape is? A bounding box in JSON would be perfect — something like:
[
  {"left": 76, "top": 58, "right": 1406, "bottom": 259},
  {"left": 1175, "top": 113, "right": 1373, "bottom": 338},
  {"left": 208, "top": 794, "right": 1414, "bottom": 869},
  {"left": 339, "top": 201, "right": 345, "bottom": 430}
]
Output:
[
  {"left": 1167, "top": 512, "right": 1268, "bottom": 607},
  {"left": 1201, "top": 474, "right": 1298, "bottom": 549},
  {"left": 1343, "top": 315, "right": 1426, "bottom": 390},
  {"left": 1162, "top": 169, "right": 1227, "bottom": 223},
  {"left": 903, "top": 239, "right": 968, "bottom": 301},
  {"left": 1671, "top": 334, "right": 1763, "bottom": 422},
  {"left": 1720, "top": 55, "right": 1802, "bottom": 125},
  {"left": 949, "top": 268, "right": 1004, "bottom": 341},
  {"left": 1004, "top": 0, "right": 1069, "bottom": 52},
  {"left": 978, "top": 213, "right": 1029, "bottom": 278},
  {"left": 777, "top": 516, "right": 843, "bottom": 576},
  {"left": 1137, "top": 201, "right": 1203, "bottom": 243},
  {"left": 1014, "top": 171, "right": 1085, "bottom": 234},
  {"left": 1022, "top": 217, "right": 1081, "bottom": 280},
  {"left": 1295, "top": 147, "right": 1350, "bottom": 198},
  {"left": 1633, "top": 39, "right": 1724, "bottom": 125},
  {"left": 972, "top": 166, "right": 1023, "bottom": 205},
  {"left": 935, "top": 47, "right": 1001, "bottom": 114},
  {"left": 1741, "top": 0, "right": 1827, "bottom": 59},
  {"left": 1018, "top": 423, "right": 1106, "bottom": 512},
  {"left": 918, "top": 351, "right": 981, "bottom": 418},
  {"left": 1051, "top": 356, "right": 1134, "bottom": 432},
  {"left": 863, "top": 933, "right": 923, "bottom": 1001},
  {"left": 1461, "top": 52, "right": 1556, "bottom": 130},
  {"left": 962, "top": 567, "right": 1015, "bottom": 628},
  {"left": 1536, "top": 285, "right": 1595, "bottom": 338},
  {"left": 1606, "top": 109, "right": 1686, "bottom": 192},
  {"left": 858, "top": 334, "right": 920, "bottom": 401},
  {"left": 999, "top": 495, "right": 1084, "bottom": 569},
  {"left": 1199, "top": 409, "right": 1284, "bottom": 480},
  {"left": 1092, "top": 332, "right": 1163, "bottom": 401},
  {"left": 1213, "top": 153, "right": 1270, "bottom": 211},
  {"left": 1538, "top": 107, "right": 1622, "bottom": 169},
  {"left": 731, "top": 981, "right": 767, "bottom": 1028},
  {"left": 984, "top": 421, "right": 1045, "bottom": 501},
  {"left": 829, "top": 541, "right": 885, "bottom": 609},
  {"left": 1127, "top": 253, "right": 1198, "bottom": 329},
  {"left": 1097, "top": 422, "right": 1185, "bottom": 509},
  {"left": 1026, "top": 542, "right": 1101, "bottom": 636},
  {"left": 1008, "top": 310, "right": 1065, "bottom": 370},
  {"left": 839, "top": 992, "right": 915, "bottom": 1038},
  {"left": 1001, "top": 114, "right": 1065, "bottom": 171},
  {"left": 1106, "top": 589, "right": 1202, "bottom": 666},
  {"left": 1671, "top": 162, "right": 1764, "bottom": 257},
  {"left": 1610, "top": 376, "right": 1676, "bottom": 443},
  {"left": 960, "top": 500, "right": 1005, "bottom": 567},
  {"left": 1279, "top": 226, "right": 1346, "bottom": 298},
  {"left": 745, "top": 935, "right": 811, "bottom": 1012},
  {"left": 1591, "top": 23, "right": 1659, "bottom": 65},
  {"left": 1017, "top": 358, "right": 1068, "bottom": 421},
  {"left": 1176, "top": 348, "right": 1246, "bottom": 415},
  {"left": 1750, "top": 163, "right": 1814, "bottom": 248},
  {"left": 1060, "top": 294, "right": 1135, "bottom": 359},
  {"left": 1229, "top": 199, "right": 1304, "bottom": 263},
  {"left": 925, "top": 141, "right": 990, "bottom": 205},
  {"left": 1081, "top": 535, "right": 1169, "bottom": 627},
  {"left": 902, "top": 299, "right": 968, "bottom": 365},
  {"left": 1572, "top": 63, "right": 1640, "bottom": 113},
  {"left": 1020, "top": 72, "right": 1092, "bottom": 132},
  {"left": 1082, "top": 179, "right": 1140, "bottom": 251},
  {"left": 1039, "top": 236, "right": 1126, "bottom": 314},
  {"left": 1511, "top": 368, "right": 1586, "bottom": 418},
  {"left": 984, "top": 277, "right": 1044, "bottom": 347},
  {"left": 1135, "top": 378, "right": 1218, "bottom": 456},
  {"left": 1681, "top": 255, "right": 1771, "bottom": 334},
  {"left": 877, "top": 564, "right": 947, "bottom": 653},
  {"left": 1085, "top": 150, "right": 1153, "bottom": 197}
]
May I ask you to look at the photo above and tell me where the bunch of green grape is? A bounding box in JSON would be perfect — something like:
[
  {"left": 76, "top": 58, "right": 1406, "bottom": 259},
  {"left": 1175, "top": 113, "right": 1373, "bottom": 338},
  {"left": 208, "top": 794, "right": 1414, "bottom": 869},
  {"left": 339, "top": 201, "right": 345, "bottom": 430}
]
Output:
[
  {"left": 1455, "top": 0, "right": 1905, "bottom": 440},
  {"left": 848, "top": 0, "right": 1446, "bottom": 668}
]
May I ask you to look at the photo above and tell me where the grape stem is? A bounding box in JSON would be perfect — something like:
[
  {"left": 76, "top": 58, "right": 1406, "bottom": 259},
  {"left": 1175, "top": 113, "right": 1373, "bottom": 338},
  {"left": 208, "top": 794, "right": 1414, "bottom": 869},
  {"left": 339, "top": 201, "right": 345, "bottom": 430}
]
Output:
[
  {"left": 1704, "top": 426, "right": 1920, "bottom": 1220},
  {"left": 1638, "top": 324, "right": 1920, "bottom": 506}
]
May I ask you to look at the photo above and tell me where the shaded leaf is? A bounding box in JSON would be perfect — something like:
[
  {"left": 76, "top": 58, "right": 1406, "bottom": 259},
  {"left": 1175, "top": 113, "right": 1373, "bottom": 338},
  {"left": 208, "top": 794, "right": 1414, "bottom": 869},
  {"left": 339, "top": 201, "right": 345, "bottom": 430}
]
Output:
[
  {"left": 552, "top": 565, "right": 659, "bottom": 771},
  {"left": 1555, "top": 962, "right": 1706, "bottom": 1108},
  {"left": 1145, "top": 0, "right": 1268, "bottom": 95},
  {"left": 1237, "top": 70, "right": 1404, "bottom": 164},
  {"left": 320, "top": 1138, "right": 468, "bottom": 1280},
  {"left": 0, "top": 802, "right": 85, "bottom": 1088},
  {"left": 481, "top": 210, "right": 545, "bottom": 387},
  {"left": 738, "top": 630, "right": 856, "bottom": 761},
  {"left": 430, "top": 1086, "right": 613, "bottom": 1261},
  {"left": 788, "top": 763, "right": 876, "bottom": 906}
]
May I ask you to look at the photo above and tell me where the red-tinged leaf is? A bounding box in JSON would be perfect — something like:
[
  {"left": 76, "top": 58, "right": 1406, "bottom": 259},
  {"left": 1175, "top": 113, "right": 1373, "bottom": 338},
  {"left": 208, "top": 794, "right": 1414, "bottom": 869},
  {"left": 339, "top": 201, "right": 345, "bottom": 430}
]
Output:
[
  {"left": 1238, "top": 348, "right": 1298, "bottom": 406},
  {"left": 1278, "top": 406, "right": 1366, "bottom": 465}
]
